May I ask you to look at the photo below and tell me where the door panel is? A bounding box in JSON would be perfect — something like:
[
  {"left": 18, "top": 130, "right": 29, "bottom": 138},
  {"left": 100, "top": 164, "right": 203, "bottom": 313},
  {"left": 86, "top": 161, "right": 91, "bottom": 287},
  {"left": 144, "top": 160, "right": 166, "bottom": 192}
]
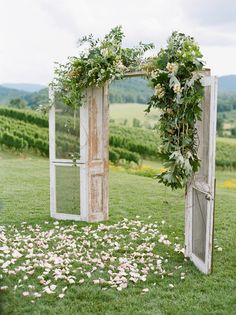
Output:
[
  {"left": 49, "top": 87, "right": 83, "bottom": 221},
  {"left": 185, "top": 73, "right": 217, "bottom": 274}
]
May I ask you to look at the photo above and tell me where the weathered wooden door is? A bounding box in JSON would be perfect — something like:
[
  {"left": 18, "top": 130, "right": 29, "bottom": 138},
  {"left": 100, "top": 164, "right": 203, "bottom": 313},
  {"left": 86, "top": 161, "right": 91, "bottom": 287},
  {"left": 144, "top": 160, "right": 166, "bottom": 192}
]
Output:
[
  {"left": 80, "top": 84, "right": 109, "bottom": 222},
  {"left": 49, "top": 84, "right": 109, "bottom": 222},
  {"left": 185, "top": 70, "right": 218, "bottom": 274},
  {"left": 49, "top": 87, "right": 83, "bottom": 221}
]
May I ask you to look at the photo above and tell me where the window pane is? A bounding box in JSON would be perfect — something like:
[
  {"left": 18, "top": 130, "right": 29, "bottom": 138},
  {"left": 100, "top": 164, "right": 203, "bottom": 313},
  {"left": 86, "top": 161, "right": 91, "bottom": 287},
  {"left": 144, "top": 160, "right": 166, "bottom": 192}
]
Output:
[
  {"left": 192, "top": 188, "right": 207, "bottom": 262},
  {"left": 55, "top": 165, "right": 80, "bottom": 215},
  {"left": 55, "top": 97, "right": 80, "bottom": 159}
]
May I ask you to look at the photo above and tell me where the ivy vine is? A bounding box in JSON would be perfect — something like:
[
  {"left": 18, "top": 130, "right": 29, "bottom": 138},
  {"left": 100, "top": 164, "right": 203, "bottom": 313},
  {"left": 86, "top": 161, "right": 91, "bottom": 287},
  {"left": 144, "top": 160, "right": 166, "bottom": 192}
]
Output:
[{"left": 53, "top": 27, "right": 204, "bottom": 190}]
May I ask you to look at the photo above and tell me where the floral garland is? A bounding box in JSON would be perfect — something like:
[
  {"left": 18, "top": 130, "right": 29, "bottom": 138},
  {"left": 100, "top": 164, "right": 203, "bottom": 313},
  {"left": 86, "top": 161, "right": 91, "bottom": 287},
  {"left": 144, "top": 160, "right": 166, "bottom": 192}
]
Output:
[
  {"left": 145, "top": 32, "right": 204, "bottom": 189},
  {"left": 53, "top": 28, "right": 204, "bottom": 190},
  {"left": 53, "top": 26, "right": 153, "bottom": 108}
]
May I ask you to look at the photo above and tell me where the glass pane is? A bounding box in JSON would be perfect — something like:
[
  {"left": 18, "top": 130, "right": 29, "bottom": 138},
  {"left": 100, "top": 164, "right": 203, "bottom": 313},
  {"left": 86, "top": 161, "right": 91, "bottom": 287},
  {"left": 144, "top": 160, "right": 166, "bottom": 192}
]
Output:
[
  {"left": 55, "top": 96, "right": 80, "bottom": 159},
  {"left": 195, "top": 85, "right": 211, "bottom": 183},
  {"left": 109, "top": 77, "right": 160, "bottom": 128},
  {"left": 55, "top": 165, "right": 80, "bottom": 215},
  {"left": 192, "top": 188, "right": 207, "bottom": 262}
]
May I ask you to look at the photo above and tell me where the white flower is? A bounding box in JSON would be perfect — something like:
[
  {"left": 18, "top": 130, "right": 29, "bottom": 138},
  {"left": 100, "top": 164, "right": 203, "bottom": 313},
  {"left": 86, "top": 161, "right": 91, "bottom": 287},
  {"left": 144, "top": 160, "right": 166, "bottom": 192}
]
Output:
[
  {"left": 154, "top": 84, "right": 165, "bottom": 99},
  {"left": 142, "top": 288, "right": 149, "bottom": 293},
  {"left": 50, "top": 284, "right": 56, "bottom": 291},
  {"left": 23, "top": 291, "right": 29, "bottom": 296},
  {"left": 59, "top": 293, "right": 65, "bottom": 299},
  {"left": 0, "top": 286, "right": 8, "bottom": 290},
  {"left": 93, "top": 279, "right": 100, "bottom": 284},
  {"left": 43, "top": 286, "right": 55, "bottom": 294},
  {"left": 166, "top": 62, "right": 178, "bottom": 74},
  {"left": 116, "top": 60, "right": 126, "bottom": 71},
  {"left": 150, "top": 70, "right": 160, "bottom": 79},
  {"left": 169, "top": 284, "right": 174, "bottom": 289},
  {"left": 101, "top": 48, "right": 110, "bottom": 57},
  {"left": 120, "top": 282, "right": 128, "bottom": 289},
  {"left": 173, "top": 83, "right": 181, "bottom": 94},
  {"left": 68, "top": 278, "right": 75, "bottom": 284},
  {"left": 2, "top": 261, "right": 11, "bottom": 269},
  {"left": 0, "top": 246, "right": 9, "bottom": 252}
]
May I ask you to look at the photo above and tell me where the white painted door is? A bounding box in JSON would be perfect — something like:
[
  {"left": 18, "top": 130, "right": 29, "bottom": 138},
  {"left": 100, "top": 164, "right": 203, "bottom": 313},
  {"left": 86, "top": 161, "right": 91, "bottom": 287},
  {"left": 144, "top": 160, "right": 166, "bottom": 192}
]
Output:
[
  {"left": 185, "top": 72, "right": 218, "bottom": 274},
  {"left": 49, "top": 87, "right": 84, "bottom": 221},
  {"left": 49, "top": 84, "right": 109, "bottom": 222}
]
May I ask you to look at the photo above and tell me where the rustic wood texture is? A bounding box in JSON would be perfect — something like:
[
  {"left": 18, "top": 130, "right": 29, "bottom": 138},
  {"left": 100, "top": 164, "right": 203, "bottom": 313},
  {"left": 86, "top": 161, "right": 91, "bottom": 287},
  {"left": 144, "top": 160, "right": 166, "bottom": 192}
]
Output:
[
  {"left": 84, "top": 84, "right": 109, "bottom": 222},
  {"left": 185, "top": 69, "right": 218, "bottom": 274},
  {"left": 48, "top": 86, "right": 56, "bottom": 219}
]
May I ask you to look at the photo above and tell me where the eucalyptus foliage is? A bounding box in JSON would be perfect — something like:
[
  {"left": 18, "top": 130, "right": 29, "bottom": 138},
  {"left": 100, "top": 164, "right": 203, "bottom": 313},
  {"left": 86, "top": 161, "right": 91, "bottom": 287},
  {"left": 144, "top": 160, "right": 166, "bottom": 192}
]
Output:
[
  {"left": 145, "top": 32, "right": 204, "bottom": 189},
  {"left": 53, "top": 26, "right": 153, "bottom": 108},
  {"left": 53, "top": 27, "right": 204, "bottom": 190}
]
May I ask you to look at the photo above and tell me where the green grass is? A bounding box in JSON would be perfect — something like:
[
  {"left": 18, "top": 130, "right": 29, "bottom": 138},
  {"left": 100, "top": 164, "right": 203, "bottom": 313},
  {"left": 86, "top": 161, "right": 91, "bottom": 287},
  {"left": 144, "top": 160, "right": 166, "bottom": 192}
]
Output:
[
  {"left": 55, "top": 165, "right": 80, "bottom": 214},
  {"left": 218, "top": 110, "right": 236, "bottom": 129},
  {"left": 0, "top": 151, "right": 235, "bottom": 315},
  {"left": 216, "top": 137, "right": 236, "bottom": 144},
  {"left": 110, "top": 103, "right": 159, "bottom": 128},
  {"left": 1, "top": 107, "right": 236, "bottom": 169}
]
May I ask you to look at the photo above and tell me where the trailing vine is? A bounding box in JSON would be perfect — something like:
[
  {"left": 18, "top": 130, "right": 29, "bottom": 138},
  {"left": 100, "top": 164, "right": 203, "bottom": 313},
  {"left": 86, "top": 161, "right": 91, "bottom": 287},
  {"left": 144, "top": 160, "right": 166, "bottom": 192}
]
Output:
[
  {"left": 52, "top": 27, "right": 204, "bottom": 190},
  {"left": 145, "top": 32, "right": 204, "bottom": 189}
]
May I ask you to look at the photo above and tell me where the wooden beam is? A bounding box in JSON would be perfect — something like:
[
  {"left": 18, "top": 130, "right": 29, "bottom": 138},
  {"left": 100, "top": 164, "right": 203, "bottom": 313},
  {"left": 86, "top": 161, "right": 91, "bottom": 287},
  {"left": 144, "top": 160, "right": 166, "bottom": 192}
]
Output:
[
  {"left": 124, "top": 68, "right": 210, "bottom": 78},
  {"left": 124, "top": 71, "right": 146, "bottom": 77}
]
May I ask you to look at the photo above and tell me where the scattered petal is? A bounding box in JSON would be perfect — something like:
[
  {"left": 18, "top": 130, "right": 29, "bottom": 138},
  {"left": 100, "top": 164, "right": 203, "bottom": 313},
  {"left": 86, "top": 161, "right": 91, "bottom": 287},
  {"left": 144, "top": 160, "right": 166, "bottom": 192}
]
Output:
[{"left": 142, "top": 288, "right": 149, "bottom": 293}]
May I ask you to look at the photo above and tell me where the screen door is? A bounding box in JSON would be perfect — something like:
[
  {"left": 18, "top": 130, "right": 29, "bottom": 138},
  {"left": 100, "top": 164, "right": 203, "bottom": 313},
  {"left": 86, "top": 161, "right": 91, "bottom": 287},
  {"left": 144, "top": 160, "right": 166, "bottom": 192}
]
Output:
[
  {"left": 185, "top": 72, "right": 218, "bottom": 274},
  {"left": 49, "top": 90, "right": 84, "bottom": 221}
]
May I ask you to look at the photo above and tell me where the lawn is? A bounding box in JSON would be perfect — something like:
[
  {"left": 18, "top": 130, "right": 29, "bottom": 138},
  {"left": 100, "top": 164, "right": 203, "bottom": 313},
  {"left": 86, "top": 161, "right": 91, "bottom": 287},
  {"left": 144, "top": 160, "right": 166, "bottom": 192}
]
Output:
[
  {"left": 110, "top": 103, "right": 160, "bottom": 128},
  {"left": 0, "top": 151, "right": 235, "bottom": 315}
]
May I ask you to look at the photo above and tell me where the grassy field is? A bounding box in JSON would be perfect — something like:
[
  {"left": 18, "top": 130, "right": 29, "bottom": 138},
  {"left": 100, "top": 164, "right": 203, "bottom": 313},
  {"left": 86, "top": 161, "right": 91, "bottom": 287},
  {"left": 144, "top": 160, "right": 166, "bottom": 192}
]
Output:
[
  {"left": 216, "top": 137, "right": 236, "bottom": 144},
  {"left": 1, "top": 107, "right": 236, "bottom": 169},
  {"left": 110, "top": 103, "right": 160, "bottom": 128},
  {"left": 218, "top": 110, "right": 236, "bottom": 131},
  {"left": 0, "top": 151, "right": 235, "bottom": 315}
]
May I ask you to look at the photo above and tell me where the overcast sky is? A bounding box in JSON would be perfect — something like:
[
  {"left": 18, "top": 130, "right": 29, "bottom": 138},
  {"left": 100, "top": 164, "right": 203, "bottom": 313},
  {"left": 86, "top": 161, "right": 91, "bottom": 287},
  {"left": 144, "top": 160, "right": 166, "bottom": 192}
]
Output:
[{"left": 0, "top": 0, "right": 235, "bottom": 85}]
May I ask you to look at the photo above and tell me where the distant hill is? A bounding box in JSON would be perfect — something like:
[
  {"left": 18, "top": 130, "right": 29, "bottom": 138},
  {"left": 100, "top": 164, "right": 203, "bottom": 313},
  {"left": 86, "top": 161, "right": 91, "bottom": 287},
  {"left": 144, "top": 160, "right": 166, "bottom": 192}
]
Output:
[
  {"left": 0, "top": 74, "right": 236, "bottom": 108},
  {"left": 24, "top": 88, "right": 49, "bottom": 109},
  {"left": 110, "top": 77, "right": 153, "bottom": 104},
  {"left": 0, "top": 86, "right": 29, "bottom": 104},
  {"left": 218, "top": 75, "right": 236, "bottom": 92},
  {"left": 1, "top": 83, "right": 46, "bottom": 93},
  {"left": 0, "top": 86, "right": 48, "bottom": 108}
]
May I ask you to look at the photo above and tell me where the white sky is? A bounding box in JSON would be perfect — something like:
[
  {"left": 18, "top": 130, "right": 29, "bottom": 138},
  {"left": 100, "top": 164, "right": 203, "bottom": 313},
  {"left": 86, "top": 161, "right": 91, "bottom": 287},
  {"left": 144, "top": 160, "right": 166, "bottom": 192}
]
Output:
[{"left": 0, "top": 0, "right": 236, "bottom": 85}]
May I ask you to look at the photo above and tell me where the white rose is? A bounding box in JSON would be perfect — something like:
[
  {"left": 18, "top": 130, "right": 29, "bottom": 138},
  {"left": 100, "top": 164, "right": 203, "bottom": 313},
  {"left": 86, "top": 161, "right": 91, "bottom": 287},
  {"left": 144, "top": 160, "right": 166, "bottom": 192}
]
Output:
[
  {"left": 166, "top": 62, "right": 178, "bottom": 74},
  {"left": 154, "top": 84, "right": 165, "bottom": 99},
  {"left": 173, "top": 83, "right": 181, "bottom": 94}
]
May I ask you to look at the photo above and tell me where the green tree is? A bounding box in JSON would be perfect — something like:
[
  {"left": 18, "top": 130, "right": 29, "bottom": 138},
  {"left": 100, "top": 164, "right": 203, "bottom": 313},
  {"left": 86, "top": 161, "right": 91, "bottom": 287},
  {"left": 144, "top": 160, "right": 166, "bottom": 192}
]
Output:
[
  {"left": 231, "top": 128, "right": 236, "bottom": 138},
  {"left": 133, "top": 118, "right": 142, "bottom": 128},
  {"left": 9, "top": 98, "right": 28, "bottom": 109},
  {"left": 217, "top": 117, "right": 224, "bottom": 136}
]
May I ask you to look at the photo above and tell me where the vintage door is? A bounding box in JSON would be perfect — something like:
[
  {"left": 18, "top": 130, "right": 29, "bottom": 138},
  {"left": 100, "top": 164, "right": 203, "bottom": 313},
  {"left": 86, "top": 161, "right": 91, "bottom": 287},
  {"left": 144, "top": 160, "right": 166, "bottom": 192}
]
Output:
[
  {"left": 49, "top": 87, "right": 84, "bottom": 221},
  {"left": 49, "top": 84, "right": 109, "bottom": 222},
  {"left": 185, "top": 70, "right": 218, "bottom": 274}
]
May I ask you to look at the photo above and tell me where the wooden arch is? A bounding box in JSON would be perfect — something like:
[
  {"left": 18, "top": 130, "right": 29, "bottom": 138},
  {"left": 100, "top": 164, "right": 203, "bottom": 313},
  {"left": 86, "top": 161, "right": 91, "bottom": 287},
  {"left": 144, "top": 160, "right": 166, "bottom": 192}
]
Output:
[{"left": 49, "top": 69, "right": 217, "bottom": 274}]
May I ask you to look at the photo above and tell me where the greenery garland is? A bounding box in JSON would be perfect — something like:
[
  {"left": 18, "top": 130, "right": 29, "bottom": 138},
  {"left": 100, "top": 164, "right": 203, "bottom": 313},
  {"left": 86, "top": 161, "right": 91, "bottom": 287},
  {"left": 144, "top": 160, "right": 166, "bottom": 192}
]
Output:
[
  {"left": 53, "top": 26, "right": 153, "bottom": 108},
  {"left": 145, "top": 32, "right": 204, "bottom": 189},
  {"left": 53, "top": 27, "right": 204, "bottom": 190}
]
